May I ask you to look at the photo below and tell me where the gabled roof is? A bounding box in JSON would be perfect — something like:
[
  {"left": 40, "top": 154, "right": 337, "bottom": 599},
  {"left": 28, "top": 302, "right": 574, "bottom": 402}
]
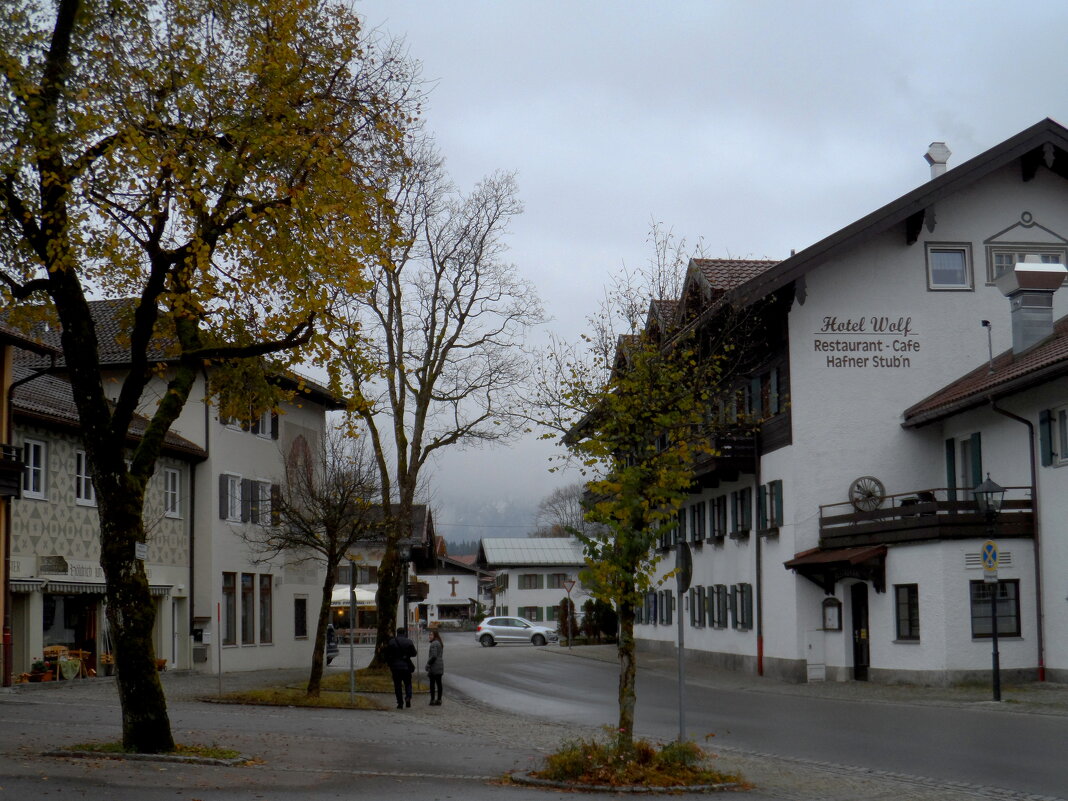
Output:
[
  {"left": 478, "top": 537, "right": 585, "bottom": 568},
  {"left": 11, "top": 365, "right": 206, "bottom": 460},
  {"left": 14, "top": 298, "right": 344, "bottom": 409},
  {"left": 691, "top": 258, "right": 779, "bottom": 292},
  {"left": 0, "top": 321, "right": 59, "bottom": 356},
  {"left": 902, "top": 315, "right": 1068, "bottom": 427},
  {"left": 735, "top": 118, "right": 1068, "bottom": 304}
]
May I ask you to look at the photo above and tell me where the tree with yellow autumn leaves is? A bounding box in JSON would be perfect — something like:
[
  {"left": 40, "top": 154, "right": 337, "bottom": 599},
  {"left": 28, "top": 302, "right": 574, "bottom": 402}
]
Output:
[{"left": 0, "top": 0, "right": 414, "bottom": 752}]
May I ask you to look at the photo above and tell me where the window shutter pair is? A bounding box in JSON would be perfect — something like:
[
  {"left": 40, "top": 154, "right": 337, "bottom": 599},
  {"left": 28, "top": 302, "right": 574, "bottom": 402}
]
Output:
[{"left": 1039, "top": 409, "right": 1054, "bottom": 466}]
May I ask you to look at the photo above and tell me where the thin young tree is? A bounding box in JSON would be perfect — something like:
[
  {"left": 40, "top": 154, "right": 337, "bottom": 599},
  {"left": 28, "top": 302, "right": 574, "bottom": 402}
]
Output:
[
  {"left": 0, "top": 0, "right": 412, "bottom": 751},
  {"left": 331, "top": 143, "right": 544, "bottom": 663},
  {"left": 532, "top": 226, "right": 763, "bottom": 747},
  {"left": 244, "top": 428, "right": 381, "bottom": 697}
]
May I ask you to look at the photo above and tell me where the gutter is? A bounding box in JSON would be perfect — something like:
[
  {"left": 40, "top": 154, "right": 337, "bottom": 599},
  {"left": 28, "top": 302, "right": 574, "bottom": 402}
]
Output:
[{"left": 990, "top": 399, "right": 1045, "bottom": 682}]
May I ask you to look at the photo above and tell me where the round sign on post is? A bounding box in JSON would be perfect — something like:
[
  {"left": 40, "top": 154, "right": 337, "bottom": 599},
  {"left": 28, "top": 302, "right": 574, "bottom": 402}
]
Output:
[
  {"left": 676, "top": 542, "right": 692, "bottom": 594},
  {"left": 982, "top": 539, "right": 999, "bottom": 584}
]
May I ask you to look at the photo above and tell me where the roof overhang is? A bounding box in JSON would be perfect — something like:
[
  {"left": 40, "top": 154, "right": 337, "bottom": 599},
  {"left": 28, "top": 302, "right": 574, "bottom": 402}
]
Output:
[{"left": 784, "top": 544, "right": 887, "bottom": 594}]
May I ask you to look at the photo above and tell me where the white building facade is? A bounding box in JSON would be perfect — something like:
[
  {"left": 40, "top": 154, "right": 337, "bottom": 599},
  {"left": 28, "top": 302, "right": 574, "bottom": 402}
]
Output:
[
  {"left": 478, "top": 538, "right": 591, "bottom": 626},
  {"left": 635, "top": 119, "right": 1068, "bottom": 685}
]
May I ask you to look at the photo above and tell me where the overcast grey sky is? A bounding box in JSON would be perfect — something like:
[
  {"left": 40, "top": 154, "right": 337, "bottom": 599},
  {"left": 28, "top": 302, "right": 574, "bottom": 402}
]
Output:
[{"left": 353, "top": 0, "right": 1068, "bottom": 543}]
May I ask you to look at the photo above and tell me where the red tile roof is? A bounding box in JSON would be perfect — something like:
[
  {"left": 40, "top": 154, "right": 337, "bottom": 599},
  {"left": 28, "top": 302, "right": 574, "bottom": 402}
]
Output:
[
  {"left": 692, "top": 259, "right": 779, "bottom": 291},
  {"left": 12, "top": 365, "right": 206, "bottom": 459},
  {"left": 903, "top": 315, "right": 1068, "bottom": 427}
]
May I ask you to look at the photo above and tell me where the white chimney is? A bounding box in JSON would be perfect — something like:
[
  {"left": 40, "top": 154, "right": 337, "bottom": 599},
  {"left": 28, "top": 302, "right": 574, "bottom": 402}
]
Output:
[
  {"left": 996, "top": 254, "right": 1067, "bottom": 353},
  {"left": 924, "top": 142, "right": 951, "bottom": 178}
]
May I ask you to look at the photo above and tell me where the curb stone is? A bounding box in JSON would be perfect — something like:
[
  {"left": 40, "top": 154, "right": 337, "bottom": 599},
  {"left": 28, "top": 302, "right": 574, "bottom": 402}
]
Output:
[
  {"left": 509, "top": 772, "right": 743, "bottom": 794},
  {"left": 45, "top": 748, "right": 248, "bottom": 767}
]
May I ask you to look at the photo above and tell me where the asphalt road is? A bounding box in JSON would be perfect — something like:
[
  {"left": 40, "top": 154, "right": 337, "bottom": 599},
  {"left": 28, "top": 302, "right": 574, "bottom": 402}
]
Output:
[
  {"left": 2, "top": 641, "right": 1066, "bottom": 800},
  {"left": 447, "top": 639, "right": 1068, "bottom": 798}
]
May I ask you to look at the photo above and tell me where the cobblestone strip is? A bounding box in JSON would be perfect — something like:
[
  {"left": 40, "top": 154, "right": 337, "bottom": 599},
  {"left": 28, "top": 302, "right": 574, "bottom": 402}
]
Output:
[{"left": 712, "top": 743, "right": 1067, "bottom": 801}]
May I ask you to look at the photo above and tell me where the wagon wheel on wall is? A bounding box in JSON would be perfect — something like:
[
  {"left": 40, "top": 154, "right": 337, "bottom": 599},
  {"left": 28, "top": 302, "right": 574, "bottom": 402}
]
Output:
[{"left": 848, "top": 476, "right": 886, "bottom": 512}]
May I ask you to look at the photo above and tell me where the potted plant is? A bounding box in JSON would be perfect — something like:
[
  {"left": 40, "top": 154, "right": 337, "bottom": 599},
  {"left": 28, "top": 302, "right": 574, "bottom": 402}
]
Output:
[{"left": 29, "top": 658, "right": 52, "bottom": 682}]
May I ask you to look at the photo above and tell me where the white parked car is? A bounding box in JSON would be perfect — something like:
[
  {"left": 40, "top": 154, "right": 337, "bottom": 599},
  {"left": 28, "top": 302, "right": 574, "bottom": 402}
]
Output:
[{"left": 476, "top": 616, "right": 559, "bottom": 647}]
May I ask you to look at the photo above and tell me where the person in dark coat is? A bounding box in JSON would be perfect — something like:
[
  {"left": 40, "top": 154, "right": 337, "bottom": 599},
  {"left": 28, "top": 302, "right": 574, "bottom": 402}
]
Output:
[
  {"left": 426, "top": 629, "right": 444, "bottom": 705},
  {"left": 384, "top": 627, "right": 417, "bottom": 708}
]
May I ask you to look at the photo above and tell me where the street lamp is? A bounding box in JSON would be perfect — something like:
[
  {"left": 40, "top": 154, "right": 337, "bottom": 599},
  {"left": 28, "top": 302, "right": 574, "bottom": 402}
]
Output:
[
  {"left": 973, "top": 474, "right": 1006, "bottom": 702},
  {"left": 398, "top": 538, "right": 413, "bottom": 632}
]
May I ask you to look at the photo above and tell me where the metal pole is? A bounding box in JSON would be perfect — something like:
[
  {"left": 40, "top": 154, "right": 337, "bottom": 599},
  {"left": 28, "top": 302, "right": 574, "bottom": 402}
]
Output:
[
  {"left": 349, "top": 560, "right": 356, "bottom": 703},
  {"left": 216, "top": 602, "right": 222, "bottom": 697},
  {"left": 991, "top": 583, "right": 1001, "bottom": 701},
  {"left": 567, "top": 587, "right": 573, "bottom": 651},
  {"left": 676, "top": 585, "right": 686, "bottom": 742}
]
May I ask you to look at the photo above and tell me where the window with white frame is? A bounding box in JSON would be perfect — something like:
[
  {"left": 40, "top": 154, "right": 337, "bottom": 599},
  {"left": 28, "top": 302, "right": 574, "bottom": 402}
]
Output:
[
  {"left": 219, "top": 473, "right": 242, "bottom": 521},
  {"left": 690, "top": 501, "right": 706, "bottom": 542},
  {"left": 926, "top": 243, "right": 972, "bottom": 290},
  {"left": 249, "top": 480, "right": 273, "bottom": 525},
  {"left": 74, "top": 450, "right": 95, "bottom": 505},
  {"left": 163, "top": 467, "right": 181, "bottom": 518},
  {"left": 22, "top": 439, "right": 46, "bottom": 499},
  {"left": 758, "top": 480, "right": 783, "bottom": 531},
  {"left": 987, "top": 246, "right": 1067, "bottom": 283}
]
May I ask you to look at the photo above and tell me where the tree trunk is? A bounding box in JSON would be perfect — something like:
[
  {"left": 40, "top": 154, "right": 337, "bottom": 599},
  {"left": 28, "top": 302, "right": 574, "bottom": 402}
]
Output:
[
  {"left": 306, "top": 564, "right": 337, "bottom": 697},
  {"left": 370, "top": 526, "right": 404, "bottom": 668},
  {"left": 99, "top": 496, "right": 173, "bottom": 753},
  {"left": 617, "top": 597, "right": 636, "bottom": 748}
]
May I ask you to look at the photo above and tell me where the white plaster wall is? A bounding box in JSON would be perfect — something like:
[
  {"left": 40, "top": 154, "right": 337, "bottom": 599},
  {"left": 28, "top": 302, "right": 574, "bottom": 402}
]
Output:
[
  {"left": 191, "top": 391, "right": 330, "bottom": 673},
  {"left": 496, "top": 565, "right": 589, "bottom": 625}
]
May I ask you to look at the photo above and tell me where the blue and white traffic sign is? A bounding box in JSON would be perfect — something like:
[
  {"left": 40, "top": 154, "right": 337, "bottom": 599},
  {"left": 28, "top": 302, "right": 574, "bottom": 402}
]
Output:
[{"left": 982, "top": 539, "right": 999, "bottom": 583}]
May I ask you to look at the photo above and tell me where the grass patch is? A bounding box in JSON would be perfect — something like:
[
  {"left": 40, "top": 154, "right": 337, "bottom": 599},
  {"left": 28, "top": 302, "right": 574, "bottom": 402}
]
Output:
[
  {"left": 217, "top": 686, "right": 386, "bottom": 710},
  {"left": 69, "top": 741, "right": 241, "bottom": 760},
  {"left": 533, "top": 732, "right": 740, "bottom": 788},
  {"left": 319, "top": 667, "right": 427, "bottom": 694}
]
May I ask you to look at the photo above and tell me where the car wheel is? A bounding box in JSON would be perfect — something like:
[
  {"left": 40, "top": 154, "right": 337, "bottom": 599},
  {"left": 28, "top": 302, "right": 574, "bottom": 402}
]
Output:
[
  {"left": 532, "top": 634, "right": 546, "bottom": 646},
  {"left": 480, "top": 634, "right": 495, "bottom": 647}
]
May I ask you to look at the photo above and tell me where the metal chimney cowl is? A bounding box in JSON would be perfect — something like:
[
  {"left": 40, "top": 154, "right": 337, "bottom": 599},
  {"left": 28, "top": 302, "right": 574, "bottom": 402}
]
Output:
[
  {"left": 996, "top": 254, "right": 1068, "bottom": 354},
  {"left": 924, "top": 142, "right": 952, "bottom": 178}
]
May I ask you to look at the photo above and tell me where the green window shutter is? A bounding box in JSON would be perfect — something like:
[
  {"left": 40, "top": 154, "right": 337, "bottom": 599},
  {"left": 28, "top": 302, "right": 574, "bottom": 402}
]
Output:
[
  {"left": 728, "top": 586, "right": 738, "bottom": 628},
  {"left": 769, "top": 368, "right": 780, "bottom": 415},
  {"left": 538, "top": 574, "right": 545, "bottom": 590},
  {"left": 741, "top": 583, "right": 753, "bottom": 630},
  {"left": 969, "top": 432, "right": 983, "bottom": 487},
  {"left": 773, "top": 480, "right": 783, "bottom": 526},
  {"left": 945, "top": 438, "right": 957, "bottom": 501},
  {"left": 757, "top": 484, "right": 767, "bottom": 529},
  {"left": 1039, "top": 409, "right": 1054, "bottom": 466},
  {"left": 750, "top": 376, "right": 762, "bottom": 417}
]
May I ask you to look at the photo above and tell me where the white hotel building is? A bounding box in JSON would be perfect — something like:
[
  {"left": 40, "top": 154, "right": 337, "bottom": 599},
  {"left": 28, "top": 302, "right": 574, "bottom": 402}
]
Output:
[{"left": 635, "top": 119, "right": 1068, "bottom": 685}]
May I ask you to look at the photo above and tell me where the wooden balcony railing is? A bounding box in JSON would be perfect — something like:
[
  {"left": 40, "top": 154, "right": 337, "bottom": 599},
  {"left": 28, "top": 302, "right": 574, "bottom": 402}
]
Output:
[{"left": 819, "top": 487, "right": 1034, "bottom": 548}]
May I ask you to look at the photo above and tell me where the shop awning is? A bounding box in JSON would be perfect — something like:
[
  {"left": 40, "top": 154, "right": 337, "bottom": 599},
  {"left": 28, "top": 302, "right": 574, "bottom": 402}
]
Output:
[
  {"left": 10, "top": 579, "right": 44, "bottom": 593},
  {"left": 35, "top": 581, "right": 171, "bottom": 596},
  {"left": 784, "top": 544, "right": 887, "bottom": 594},
  {"left": 46, "top": 581, "right": 106, "bottom": 594}
]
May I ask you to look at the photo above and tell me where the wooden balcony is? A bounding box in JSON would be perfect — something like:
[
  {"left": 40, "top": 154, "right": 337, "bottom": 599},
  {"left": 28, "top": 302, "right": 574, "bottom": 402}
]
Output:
[
  {"left": 692, "top": 431, "right": 756, "bottom": 488},
  {"left": 0, "top": 444, "right": 25, "bottom": 498},
  {"left": 819, "top": 487, "right": 1034, "bottom": 548}
]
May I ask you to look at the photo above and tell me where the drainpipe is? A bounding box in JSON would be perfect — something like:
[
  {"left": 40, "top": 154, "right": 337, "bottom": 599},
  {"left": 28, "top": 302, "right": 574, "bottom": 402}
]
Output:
[
  {"left": 754, "top": 431, "right": 764, "bottom": 677},
  {"left": 3, "top": 359, "right": 54, "bottom": 687},
  {"left": 990, "top": 400, "right": 1045, "bottom": 682}
]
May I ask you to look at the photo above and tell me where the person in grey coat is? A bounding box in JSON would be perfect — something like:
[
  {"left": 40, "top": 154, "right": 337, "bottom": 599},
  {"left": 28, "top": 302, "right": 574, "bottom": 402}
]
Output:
[{"left": 426, "top": 629, "right": 444, "bottom": 705}]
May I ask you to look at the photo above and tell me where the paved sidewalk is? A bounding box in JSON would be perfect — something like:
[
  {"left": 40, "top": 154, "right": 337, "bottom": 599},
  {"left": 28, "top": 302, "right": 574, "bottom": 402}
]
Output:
[
  {"left": 551, "top": 643, "right": 1068, "bottom": 716},
  {"left": 5, "top": 650, "right": 1067, "bottom": 800}
]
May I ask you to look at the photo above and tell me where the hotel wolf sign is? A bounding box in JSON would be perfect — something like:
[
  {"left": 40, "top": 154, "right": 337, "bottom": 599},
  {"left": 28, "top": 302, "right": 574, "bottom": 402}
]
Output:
[{"left": 814, "top": 315, "right": 921, "bottom": 370}]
